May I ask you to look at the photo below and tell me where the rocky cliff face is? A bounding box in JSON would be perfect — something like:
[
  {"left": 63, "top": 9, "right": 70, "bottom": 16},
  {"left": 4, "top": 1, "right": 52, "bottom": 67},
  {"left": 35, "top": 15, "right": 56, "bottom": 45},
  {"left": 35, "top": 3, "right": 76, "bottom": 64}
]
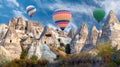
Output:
[
  {"left": 27, "top": 21, "right": 43, "bottom": 39},
  {"left": 70, "top": 23, "right": 88, "bottom": 53},
  {"left": 9, "top": 17, "right": 18, "bottom": 29},
  {"left": 0, "top": 17, "right": 44, "bottom": 60},
  {"left": 39, "top": 26, "right": 58, "bottom": 45},
  {"left": 85, "top": 26, "right": 99, "bottom": 46},
  {"left": 68, "top": 28, "right": 75, "bottom": 38},
  {"left": 81, "top": 25, "right": 99, "bottom": 52},
  {"left": 27, "top": 40, "right": 56, "bottom": 61},
  {"left": 15, "top": 17, "right": 27, "bottom": 31},
  {"left": 1, "top": 27, "right": 22, "bottom": 60},
  {"left": 98, "top": 10, "right": 120, "bottom": 49},
  {"left": 0, "top": 46, "right": 10, "bottom": 58},
  {"left": 27, "top": 40, "right": 41, "bottom": 59},
  {"left": 71, "top": 10, "right": 120, "bottom": 53},
  {"left": 40, "top": 44, "right": 56, "bottom": 62},
  {"left": 0, "top": 24, "right": 8, "bottom": 41}
]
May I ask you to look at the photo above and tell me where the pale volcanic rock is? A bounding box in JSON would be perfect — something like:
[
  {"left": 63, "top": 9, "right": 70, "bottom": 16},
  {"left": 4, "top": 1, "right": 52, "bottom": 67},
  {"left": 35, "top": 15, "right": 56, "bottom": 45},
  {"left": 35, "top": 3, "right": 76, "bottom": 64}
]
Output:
[
  {"left": 8, "top": 17, "right": 18, "bottom": 29},
  {"left": 81, "top": 26, "right": 99, "bottom": 52},
  {"left": 0, "top": 46, "right": 10, "bottom": 58},
  {"left": 98, "top": 10, "right": 120, "bottom": 49},
  {"left": 26, "top": 21, "right": 43, "bottom": 39},
  {"left": 39, "top": 26, "right": 58, "bottom": 46},
  {"left": 70, "top": 23, "right": 88, "bottom": 53},
  {"left": 27, "top": 40, "right": 41, "bottom": 59},
  {"left": 1, "top": 27, "right": 22, "bottom": 60},
  {"left": 68, "top": 28, "right": 75, "bottom": 38},
  {"left": 86, "top": 26, "right": 99, "bottom": 46},
  {"left": 0, "top": 24, "right": 8, "bottom": 41}
]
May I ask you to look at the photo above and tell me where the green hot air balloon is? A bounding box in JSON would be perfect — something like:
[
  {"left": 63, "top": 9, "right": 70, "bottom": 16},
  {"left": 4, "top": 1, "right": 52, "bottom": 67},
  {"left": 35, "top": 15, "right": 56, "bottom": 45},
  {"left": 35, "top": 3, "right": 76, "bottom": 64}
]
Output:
[{"left": 93, "top": 8, "right": 105, "bottom": 22}]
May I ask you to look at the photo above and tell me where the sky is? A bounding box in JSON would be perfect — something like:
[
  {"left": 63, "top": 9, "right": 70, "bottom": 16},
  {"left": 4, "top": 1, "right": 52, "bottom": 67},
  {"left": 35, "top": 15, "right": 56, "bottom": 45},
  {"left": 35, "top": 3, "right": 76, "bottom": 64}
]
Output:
[{"left": 0, "top": 0, "right": 120, "bottom": 32}]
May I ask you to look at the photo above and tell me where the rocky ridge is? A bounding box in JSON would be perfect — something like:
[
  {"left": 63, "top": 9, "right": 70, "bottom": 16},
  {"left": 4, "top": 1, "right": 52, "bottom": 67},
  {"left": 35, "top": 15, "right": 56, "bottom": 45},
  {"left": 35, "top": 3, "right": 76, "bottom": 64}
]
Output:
[{"left": 0, "top": 10, "right": 120, "bottom": 61}]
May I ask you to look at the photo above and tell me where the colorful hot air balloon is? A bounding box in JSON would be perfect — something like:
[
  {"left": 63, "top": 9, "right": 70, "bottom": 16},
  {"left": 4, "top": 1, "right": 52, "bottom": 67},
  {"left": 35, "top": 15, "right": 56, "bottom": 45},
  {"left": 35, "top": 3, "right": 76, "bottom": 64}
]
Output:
[
  {"left": 93, "top": 8, "right": 105, "bottom": 22},
  {"left": 26, "top": 5, "right": 36, "bottom": 17},
  {"left": 53, "top": 9, "right": 72, "bottom": 30}
]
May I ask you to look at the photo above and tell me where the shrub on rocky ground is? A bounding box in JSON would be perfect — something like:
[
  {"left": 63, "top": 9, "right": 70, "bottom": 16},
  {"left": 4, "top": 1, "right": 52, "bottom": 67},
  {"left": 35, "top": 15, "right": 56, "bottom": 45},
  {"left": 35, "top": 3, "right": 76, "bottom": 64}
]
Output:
[
  {"left": 2, "top": 42, "right": 120, "bottom": 67},
  {"left": 20, "top": 49, "right": 28, "bottom": 59},
  {"left": 96, "top": 41, "right": 120, "bottom": 67},
  {"left": 30, "top": 55, "right": 38, "bottom": 62},
  {"left": 57, "top": 47, "right": 64, "bottom": 51},
  {"left": 2, "top": 59, "right": 48, "bottom": 67},
  {"left": 0, "top": 54, "right": 10, "bottom": 66}
]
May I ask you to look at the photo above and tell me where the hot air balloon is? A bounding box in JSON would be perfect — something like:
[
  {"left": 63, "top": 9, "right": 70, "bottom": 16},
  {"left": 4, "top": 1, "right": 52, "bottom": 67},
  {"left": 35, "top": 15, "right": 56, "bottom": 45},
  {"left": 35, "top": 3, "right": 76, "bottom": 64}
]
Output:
[
  {"left": 26, "top": 5, "right": 36, "bottom": 17},
  {"left": 93, "top": 8, "right": 105, "bottom": 22},
  {"left": 53, "top": 9, "right": 72, "bottom": 31}
]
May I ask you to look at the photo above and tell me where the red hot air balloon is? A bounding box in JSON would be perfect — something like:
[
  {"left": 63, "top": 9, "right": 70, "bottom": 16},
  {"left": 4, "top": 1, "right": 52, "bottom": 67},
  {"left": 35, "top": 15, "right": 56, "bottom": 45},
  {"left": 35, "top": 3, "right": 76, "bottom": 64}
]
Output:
[{"left": 53, "top": 9, "right": 72, "bottom": 31}]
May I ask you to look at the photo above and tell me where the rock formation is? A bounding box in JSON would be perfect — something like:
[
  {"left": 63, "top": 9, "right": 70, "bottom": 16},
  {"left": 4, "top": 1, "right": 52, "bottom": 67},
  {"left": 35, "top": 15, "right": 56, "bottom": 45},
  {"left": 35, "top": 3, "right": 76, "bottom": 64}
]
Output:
[
  {"left": 27, "top": 40, "right": 41, "bottom": 59},
  {"left": 0, "top": 46, "right": 10, "bottom": 58},
  {"left": 27, "top": 40, "right": 56, "bottom": 62},
  {"left": 0, "top": 27, "right": 22, "bottom": 60},
  {"left": 86, "top": 25, "right": 99, "bottom": 46},
  {"left": 0, "top": 10, "right": 120, "bottom": 62},
  {"left": 0, "top": 24, "right": 8, "bottom": 41},
  {"left": 40, "top": 44, "right": 56, "bottom": 62},
  {"left": 70, "top": 23, "right": 88, "bottom": 53},
  {"left": 81, "top": 25, "right": 99, "bottom": 52},
  {"left": 98, "top": 10, "right": 120, "bottom": 49},
  {"left": 26, "top": 21, "right": 43, "bottom": 39},
  {"left": 39, "top": 26, "right": 59, "bottom": 46},
  {"left": 68, "top": 28, "right": 75, "bottom": 38}
]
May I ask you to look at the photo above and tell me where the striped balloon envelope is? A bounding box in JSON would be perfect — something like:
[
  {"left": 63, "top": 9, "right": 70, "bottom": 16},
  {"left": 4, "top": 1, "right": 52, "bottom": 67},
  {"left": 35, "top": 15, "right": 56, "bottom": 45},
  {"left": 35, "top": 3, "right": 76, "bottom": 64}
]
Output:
[
  {"left": 26, "top": 5, "right": 36, "bottom": 17},
  {"left": 53, "top": 9, "right": 72, "bottom": 30}
]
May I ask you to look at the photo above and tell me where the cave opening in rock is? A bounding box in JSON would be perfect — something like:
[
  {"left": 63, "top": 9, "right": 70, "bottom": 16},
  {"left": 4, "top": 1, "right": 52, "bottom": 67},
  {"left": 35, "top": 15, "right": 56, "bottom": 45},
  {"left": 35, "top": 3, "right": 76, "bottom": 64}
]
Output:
[
  {"left": 45, "top": 34, "right": 52, "bottom": 37},
  {"left": 10, "top": 40, "right": 12, "bottom": 43},
  {"left": 20, "top": 27, "right": 23, "bottom": 30},
  {"left": 44, "top": 41, "right": 46, "bottom": 44},
  {"left": 36, "top": 30, "right": 39, "bottom": 34},
  {"left": 25, "top": 27, "right": 27, "bottom": 30}
]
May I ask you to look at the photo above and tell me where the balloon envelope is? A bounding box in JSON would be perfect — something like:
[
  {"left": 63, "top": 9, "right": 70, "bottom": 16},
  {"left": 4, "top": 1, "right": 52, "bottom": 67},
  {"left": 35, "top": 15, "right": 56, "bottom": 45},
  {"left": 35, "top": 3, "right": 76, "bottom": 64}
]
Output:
[
  {"left": 93, "top": 8, "right": 105, "bottom": 22},
  {"left": 26, "top": 5, "right": 36, "bottom": 17},
  {"left": 53, "top": 9, "right": 72, "bottom": 30}
]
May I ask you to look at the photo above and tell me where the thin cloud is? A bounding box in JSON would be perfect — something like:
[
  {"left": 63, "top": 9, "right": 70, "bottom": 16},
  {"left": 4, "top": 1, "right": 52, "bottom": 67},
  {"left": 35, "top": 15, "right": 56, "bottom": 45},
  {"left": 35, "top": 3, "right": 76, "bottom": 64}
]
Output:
[
  {"left": 94, "top": 0, "right": 120, "bottom": 16},
  {"left": 7, "top": 0, "right": 19, "bottom": 7},
  {"left": 0, "top": 5, "right": 2, "bottom": 8},
  {"left": 46, "top": 2, "right": 95, "bottom": 16},
  {"left": 34, "top": 0, "right": 95, "bottom": 16},
  {"left": 13, "top": 10, "right": 27, "bottom": 19}
]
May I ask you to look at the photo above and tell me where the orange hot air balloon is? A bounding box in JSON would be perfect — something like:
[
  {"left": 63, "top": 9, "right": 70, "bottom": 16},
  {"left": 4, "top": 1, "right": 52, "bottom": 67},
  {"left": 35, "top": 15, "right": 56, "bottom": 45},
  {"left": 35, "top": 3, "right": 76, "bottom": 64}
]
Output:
[{"left": 53, "top": 9, "right": 72, "bottom": 30}]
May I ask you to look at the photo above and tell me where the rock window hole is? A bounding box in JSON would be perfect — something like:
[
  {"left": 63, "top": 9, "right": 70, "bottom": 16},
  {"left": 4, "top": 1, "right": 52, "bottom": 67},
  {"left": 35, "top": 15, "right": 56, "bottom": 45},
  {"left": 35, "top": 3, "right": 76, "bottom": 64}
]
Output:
[
  {"left": 44, "top": 41, "right": 46, "bottom": 44},
  {"left": 36, "top": 31, "right": 39, "bottom": 34},
  {"left": 112, "top": 23, "right": 115, "bottom": 26},
  {"left": 10, "top": 40, "right": 12, "bottom": 43},
  {"left": 25, "top": 27, "right": 27, "bottom": 30}
]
